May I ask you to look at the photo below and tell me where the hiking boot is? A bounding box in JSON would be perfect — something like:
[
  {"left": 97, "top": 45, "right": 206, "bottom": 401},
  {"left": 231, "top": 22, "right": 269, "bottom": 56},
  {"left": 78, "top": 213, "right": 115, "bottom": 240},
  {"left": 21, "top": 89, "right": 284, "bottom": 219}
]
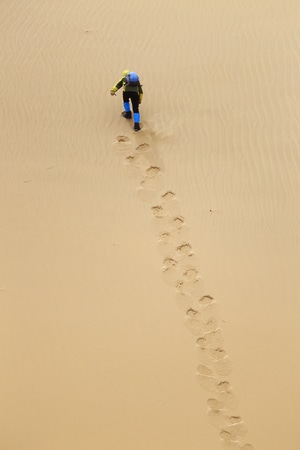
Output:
[
  {"left": 122, "top": 111, "right": 132, "bottom": 119},
  {"left": 134, "top": 122, "right": 141, "bottom": 131}
]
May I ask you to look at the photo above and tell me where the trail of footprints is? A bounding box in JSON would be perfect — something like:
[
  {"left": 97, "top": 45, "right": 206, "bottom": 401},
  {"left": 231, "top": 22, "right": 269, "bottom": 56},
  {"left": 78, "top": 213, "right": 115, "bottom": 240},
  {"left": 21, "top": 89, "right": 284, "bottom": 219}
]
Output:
[{"left": 113, "top": 132, "right": 254, "bottom": 450}]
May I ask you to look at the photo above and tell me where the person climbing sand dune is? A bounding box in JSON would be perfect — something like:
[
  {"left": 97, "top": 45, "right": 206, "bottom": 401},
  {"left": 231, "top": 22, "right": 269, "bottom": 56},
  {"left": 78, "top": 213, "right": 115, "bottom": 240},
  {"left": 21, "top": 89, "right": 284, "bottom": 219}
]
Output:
[{"left": 110, "top": 69, "right": 143, "bottom": 131}]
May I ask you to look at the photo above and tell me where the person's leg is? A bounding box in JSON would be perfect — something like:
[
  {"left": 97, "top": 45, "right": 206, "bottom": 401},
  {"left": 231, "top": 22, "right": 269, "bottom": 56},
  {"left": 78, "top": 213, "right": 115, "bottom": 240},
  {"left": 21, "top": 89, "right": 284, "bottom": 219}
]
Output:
[
  {"left": 122, "top": 91, "right": 132, "bottom": 118},
  {"left": 130, "top": 92, "right": 140, "bottom": 131}
]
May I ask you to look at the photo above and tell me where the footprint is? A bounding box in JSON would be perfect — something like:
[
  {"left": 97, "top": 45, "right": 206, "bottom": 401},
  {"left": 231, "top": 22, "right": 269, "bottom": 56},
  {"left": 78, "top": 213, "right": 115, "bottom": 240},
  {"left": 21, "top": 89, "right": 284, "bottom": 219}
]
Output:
[
  {"left": 199, "top": 302, "right": 220, "bottom": 324},
  {"left": 124, "top": 156, "right": 141, "bottom": 178},
  {"left": 145, "top": 166, "right": 161, "bottom": 177},
  {"left": 177, "top": 267, "right": 203, "bottom": 297},
  {"left": 125, "top": 155, "right": 135, "bottom": 163},
  {"left": 113, "top": 135, "right": 132, "bottom": 151},
  {"left": 160, "top": 191, "right": 180, "bottom": 216},
  {"left": 151, "top": 193, "right": 178, "bottom": 217},
  {"left": 198, "top": 294, "right": 214, "bottom": 306},
  {"left": 227, "top": 416, "right": 243, "bottom": 425},
  {"left": 161, "top": 268, "right": 181, "bottom": 288},
  {"left": 217, "top": 380, "right": 232, "bottom": 391},
  {"left": 140, "top": 166, "right": 164, "bottom": 190},
  {"left": 219, "top": 391, "right": 238, "bottom": 410},
  {"left": 173, "top": 215, "right": 185, "bottom": 227},
  {"left": 197, "top": 373, "right": 218, "bottom": 392},
  {"left": 163, "top": 257, "right": 178, "bottom": 269},
  {"left": 207, "top": 398, "right": 225, "bottom": 410},
  {"left": 185, "top": 308, "right": 205, "bottom": 336},
  {"left": 220, "top": 429, "right": 237, "bottom": 442},
  {"left": 189, "top": 318, "right": 214, "bottom": 337},
  {"left": 209, "top": 348, "right": 227, "bottom": 360},
  {"left": 207, "top": 328, "right": 224, "bottom": 347},
  {"left": 197, "top": 364, "right": 218, "bottom": 392},
  {"left": 223, "top": 420, "right": 247, "bottom": 439},
  {"left": 135, "top": 143, "right": 150, "bottom": 152},
  {"left": 197, "top": 329, "right": 223, "bottom": 349},
  {"left": 162, "top": 191, "right": 176, "bottom": 201},
  {"left": 136, "top": 186, "right": 159, "bottom": 203},
  {"left": 217, "top": 381, "right": 238, "bottom": 410},
  {"left": 197, "top": 364, "right": 214, "bottom": 376},
  {"left": 151, "top": 205, "right": 166, "bottom": 219},
  {"left": 182, "top": 267, "right": 199, "bottom": 283},
  {"left": 161, "top": 258, "right": 182, "bottom": 287},
  {"left": 175, "top": 291, "right": 194, "bottom": 311},
  {"left": 137, "top": 166, "right": 165, "bottom": 203},
  {"left": 207, "top": 409, "right": 228, "bottom": 429},
  {"left": 220, "top": 434, "right": 251, "bottom": 450},
  {"left": 157, "top": 239, "right": 178, "bottom": 259},
  {"left": 116, "top": 135, "right": 130, "bottom": 143},
  {"left": 203, "top": 347, "right": 232, "bottom": 376},
  {"left": 197, "top": 347, "right": 214, "bottom": 365},
  {"left": 214, "top": 355, "right": 233, "bottom": 376},
  {"left": 177, "top": 275, "right": 203, "bottom": 299},
  {"left": 176, "top": 242, "right": 194, "bottom": 257}
]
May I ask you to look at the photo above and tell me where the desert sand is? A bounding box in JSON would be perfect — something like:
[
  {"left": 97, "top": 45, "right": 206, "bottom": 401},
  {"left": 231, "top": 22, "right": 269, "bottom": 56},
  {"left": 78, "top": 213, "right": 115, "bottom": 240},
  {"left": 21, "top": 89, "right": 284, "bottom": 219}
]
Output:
[{"left": 1, "top": 1, "right": 300, "bottom": 449}]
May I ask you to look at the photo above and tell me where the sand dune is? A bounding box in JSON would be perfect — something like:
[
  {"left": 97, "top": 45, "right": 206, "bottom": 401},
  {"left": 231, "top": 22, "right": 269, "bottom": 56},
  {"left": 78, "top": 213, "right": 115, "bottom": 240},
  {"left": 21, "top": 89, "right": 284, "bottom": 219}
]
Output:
[{"left": 1, "top": 1, "right": 300, "bottom": 449}]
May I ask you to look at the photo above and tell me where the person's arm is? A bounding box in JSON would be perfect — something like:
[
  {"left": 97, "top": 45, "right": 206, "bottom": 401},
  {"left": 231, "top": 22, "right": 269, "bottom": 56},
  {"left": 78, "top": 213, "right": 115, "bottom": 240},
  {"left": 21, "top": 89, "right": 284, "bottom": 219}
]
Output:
[
  {"left": 110, "top": 78, "right": 125, "bottom": 95},
  {"left": 138, "top": 83, "right": 143, "bottom": 103}
]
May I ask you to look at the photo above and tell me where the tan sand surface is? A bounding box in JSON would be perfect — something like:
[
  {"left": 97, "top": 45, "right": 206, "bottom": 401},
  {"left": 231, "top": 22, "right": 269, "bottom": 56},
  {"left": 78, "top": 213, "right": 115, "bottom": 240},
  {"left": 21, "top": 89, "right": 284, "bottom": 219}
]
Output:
[{"left": 1, "top": 1, "right": 300, "bottom": 449}]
